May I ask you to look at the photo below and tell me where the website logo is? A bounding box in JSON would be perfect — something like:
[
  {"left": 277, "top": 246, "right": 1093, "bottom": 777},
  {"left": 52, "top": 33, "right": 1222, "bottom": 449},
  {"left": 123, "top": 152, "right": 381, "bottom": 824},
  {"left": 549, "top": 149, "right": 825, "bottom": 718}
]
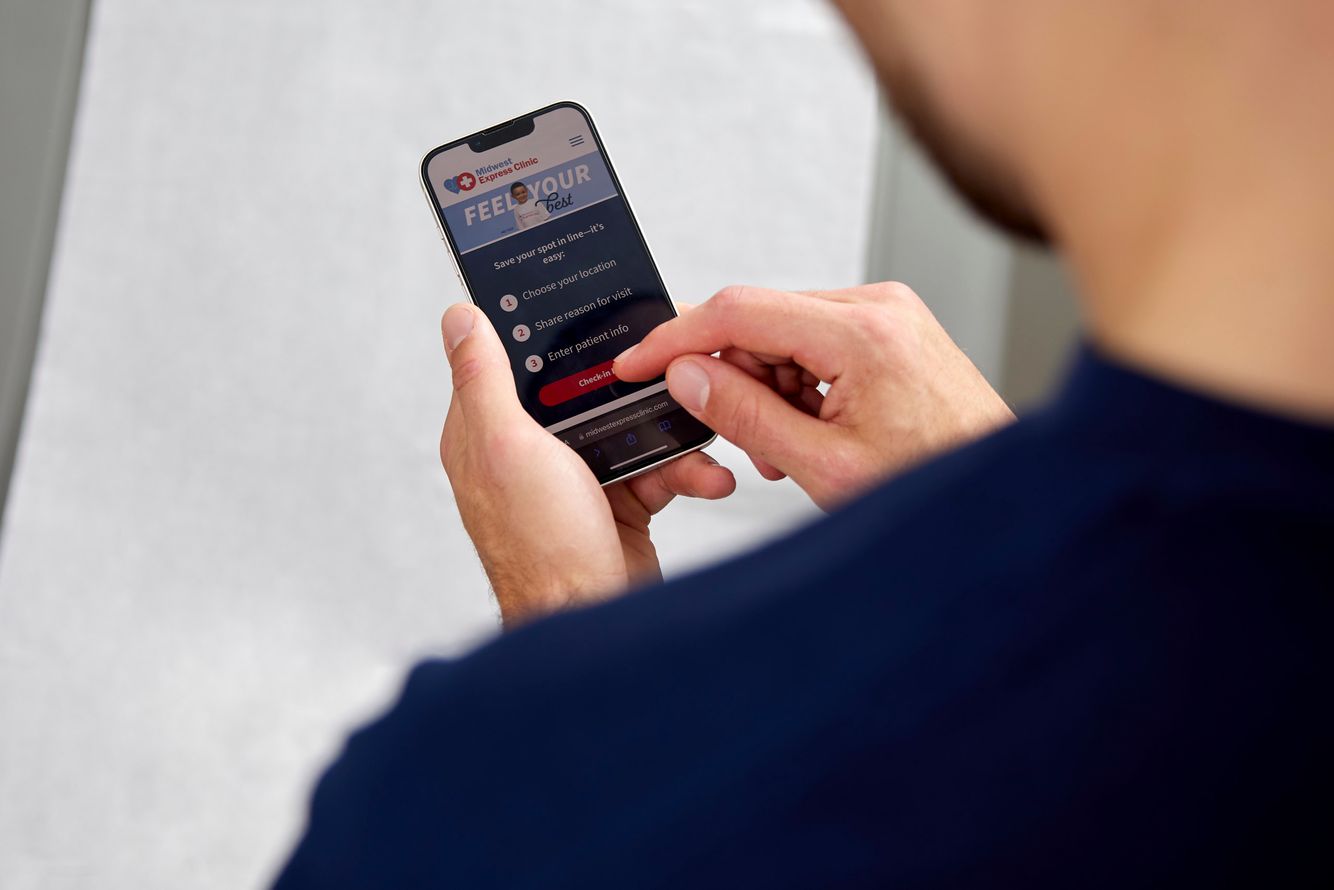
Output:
[{"left": 442, "top": 171, "right": 477, "bottom": 195}]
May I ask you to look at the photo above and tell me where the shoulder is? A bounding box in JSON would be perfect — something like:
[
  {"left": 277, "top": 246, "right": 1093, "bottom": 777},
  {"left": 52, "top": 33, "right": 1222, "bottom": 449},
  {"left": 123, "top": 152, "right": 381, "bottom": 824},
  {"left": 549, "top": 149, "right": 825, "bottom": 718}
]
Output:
[{"left": 280, "top": 407, "right": 1334, "bottom": 886}]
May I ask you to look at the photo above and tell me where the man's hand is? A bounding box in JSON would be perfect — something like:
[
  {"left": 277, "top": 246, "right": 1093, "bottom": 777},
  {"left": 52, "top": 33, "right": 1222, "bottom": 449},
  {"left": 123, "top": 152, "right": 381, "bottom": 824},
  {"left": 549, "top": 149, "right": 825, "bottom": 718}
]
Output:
[
  {"left": 614, "top": 283, "right": 1014, "bottom": 511},
  {"left": 440, "top": 304, "right": 735, "bottom": 629}
]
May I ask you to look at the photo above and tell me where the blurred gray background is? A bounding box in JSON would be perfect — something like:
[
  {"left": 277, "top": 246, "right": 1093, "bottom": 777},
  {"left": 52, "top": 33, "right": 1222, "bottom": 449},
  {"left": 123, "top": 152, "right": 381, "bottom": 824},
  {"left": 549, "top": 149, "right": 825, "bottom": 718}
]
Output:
[{"left": 0, "top": 1, "right": 1078, "bottom": 887}]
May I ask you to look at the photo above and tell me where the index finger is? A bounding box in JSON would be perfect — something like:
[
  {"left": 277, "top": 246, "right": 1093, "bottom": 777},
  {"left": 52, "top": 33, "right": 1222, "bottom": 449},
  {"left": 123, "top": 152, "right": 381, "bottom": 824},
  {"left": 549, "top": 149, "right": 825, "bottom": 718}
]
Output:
[{"left": 614, "top": 285, "right": 855, "bottom": 383}]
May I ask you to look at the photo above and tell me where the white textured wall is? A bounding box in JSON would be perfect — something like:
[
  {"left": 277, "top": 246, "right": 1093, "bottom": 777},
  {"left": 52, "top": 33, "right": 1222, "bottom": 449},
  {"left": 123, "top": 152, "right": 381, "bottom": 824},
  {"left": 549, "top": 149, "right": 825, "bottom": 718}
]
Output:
[{"left": 0, "top": 2, "right": 874, "bottom": 887}]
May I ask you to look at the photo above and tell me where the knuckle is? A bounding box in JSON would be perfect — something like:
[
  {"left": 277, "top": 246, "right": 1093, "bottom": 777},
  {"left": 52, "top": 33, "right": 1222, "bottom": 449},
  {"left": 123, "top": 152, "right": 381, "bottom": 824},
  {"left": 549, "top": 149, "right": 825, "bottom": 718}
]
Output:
[
  {"left": 720, "top": 392, "right": 765, "bottom": 445},
  {"left": 478, "top": 428, "right": 523, "bottom": 468},
  {"left": 876, "top": 280, "right": 923, "bottom": 307},
  {"left": 712, "top": 283, "right": 747, "bottom": 304},
  {"left": 448, "top": 356, "right": 487, "bottom": 392},
  {"left": 849, "top": 303, "right": 896, "bottom": 342},
  {"left": 817, "top": 439, "right": 871, "bottom": 494},
  {"left": 710, "top": 284, "right": 753, "bottom": 316},
  {"left": 439, "top": 424, "right": 462, "bottom": 475},
  {"left": 440, "top": 408, "right": 466, "bottom": 469},
  {"left": 439, "top": 430, "right": 452, "bottom": 472},
  {"left": 658, "top": 460, "right": 694, "bottom": 496},
  {"left": 444, "top": 427, "right": 514, "bottom": 488}
]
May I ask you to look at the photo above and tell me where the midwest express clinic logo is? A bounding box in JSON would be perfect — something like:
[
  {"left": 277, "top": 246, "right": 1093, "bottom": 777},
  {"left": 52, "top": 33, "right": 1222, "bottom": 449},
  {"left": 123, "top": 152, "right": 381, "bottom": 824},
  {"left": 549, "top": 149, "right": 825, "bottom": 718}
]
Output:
[{"left": 442, "top": 156, "right": 539, "bottom": 194}]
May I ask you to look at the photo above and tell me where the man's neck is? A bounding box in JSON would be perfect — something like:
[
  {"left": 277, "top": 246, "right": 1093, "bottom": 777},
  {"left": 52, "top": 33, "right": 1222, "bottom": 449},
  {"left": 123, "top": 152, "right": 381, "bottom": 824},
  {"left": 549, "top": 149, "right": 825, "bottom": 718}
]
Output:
[{"left": 1043, "top": 125, "right": 1334, "bottom": 424}]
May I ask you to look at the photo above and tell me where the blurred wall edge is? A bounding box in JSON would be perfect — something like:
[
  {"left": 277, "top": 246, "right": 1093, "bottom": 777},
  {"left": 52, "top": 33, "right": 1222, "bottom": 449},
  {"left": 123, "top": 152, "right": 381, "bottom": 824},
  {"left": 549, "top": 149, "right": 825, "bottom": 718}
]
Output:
[
  {"left": 0, "top": 0, "right": 91, "bottom": 535},
  {"left": 866, "top": 107, "right": 1081, "bottom": 409}
]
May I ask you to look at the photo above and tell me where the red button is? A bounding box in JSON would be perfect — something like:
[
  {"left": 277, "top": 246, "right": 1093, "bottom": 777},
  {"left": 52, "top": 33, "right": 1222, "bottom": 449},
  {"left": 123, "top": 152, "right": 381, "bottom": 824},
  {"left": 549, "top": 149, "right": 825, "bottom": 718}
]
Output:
[{"left": 539, "top": 359, "right": 619, "bottom": 406}]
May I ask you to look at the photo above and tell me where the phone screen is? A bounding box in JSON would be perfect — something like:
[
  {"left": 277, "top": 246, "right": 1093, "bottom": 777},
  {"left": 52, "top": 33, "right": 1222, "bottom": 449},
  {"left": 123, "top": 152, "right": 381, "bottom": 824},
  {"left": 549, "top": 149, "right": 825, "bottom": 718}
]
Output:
[{"left": 421, "top": 102, "right": 713, "bottom": 484}]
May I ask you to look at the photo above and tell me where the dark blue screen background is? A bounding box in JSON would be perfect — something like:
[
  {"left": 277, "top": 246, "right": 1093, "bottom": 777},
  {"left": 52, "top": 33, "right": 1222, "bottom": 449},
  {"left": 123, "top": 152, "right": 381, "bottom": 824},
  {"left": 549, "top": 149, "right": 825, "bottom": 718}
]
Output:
[{"left": 455, "top": 196, "right": 675, "bottom": 429}]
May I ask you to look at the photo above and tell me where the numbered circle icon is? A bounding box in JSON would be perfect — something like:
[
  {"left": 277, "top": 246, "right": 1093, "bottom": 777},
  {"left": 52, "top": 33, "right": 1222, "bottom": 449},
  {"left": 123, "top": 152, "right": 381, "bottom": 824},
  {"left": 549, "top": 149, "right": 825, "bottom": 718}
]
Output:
[
  {"left": 499, "top": 294, "right": 518, "bottom": 313},
  {"left": 512, "top": 324, "right": 531, "bottom": 342},
  {"left": 524, "top": 355, "right": 544, "bottom": 373}
]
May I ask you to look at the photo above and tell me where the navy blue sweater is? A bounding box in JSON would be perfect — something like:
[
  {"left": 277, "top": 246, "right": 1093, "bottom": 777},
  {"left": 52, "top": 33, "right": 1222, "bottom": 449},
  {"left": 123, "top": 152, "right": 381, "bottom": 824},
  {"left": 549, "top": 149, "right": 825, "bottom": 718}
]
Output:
[{"left": 275, "top": 348, "right": 1333, "bottom": 887}]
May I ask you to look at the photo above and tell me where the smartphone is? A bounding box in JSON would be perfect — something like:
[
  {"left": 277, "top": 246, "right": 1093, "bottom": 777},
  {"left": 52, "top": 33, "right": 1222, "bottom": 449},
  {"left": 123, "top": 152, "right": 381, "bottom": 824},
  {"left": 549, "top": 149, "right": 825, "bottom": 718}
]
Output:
[{"left": 420, "top": 101, "right": 714, "bottom": 485}]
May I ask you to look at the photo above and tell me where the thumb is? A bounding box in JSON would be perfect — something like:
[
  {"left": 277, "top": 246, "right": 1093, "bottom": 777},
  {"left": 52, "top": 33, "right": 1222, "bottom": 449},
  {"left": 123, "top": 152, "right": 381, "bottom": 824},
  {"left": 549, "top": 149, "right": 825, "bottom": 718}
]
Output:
[
  {"left": 665, "top": 355, "right": 831, "bottom": 478},
  {"left": 441, "top": 304, "right": 524, "bottom": 428}
]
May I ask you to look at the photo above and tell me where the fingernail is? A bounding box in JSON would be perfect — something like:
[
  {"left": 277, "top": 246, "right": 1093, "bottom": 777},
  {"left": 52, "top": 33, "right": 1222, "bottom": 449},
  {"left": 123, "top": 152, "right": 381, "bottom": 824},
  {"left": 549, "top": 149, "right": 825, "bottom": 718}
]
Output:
[
  {"left": 613, "top": 344, "right": 637, "bottom": 366},
  {"left": 668, "top": 360, "right": 709, "bottom": 413},
  {"left": 442, "top": 306, "right": 474, "bottom": 353}
]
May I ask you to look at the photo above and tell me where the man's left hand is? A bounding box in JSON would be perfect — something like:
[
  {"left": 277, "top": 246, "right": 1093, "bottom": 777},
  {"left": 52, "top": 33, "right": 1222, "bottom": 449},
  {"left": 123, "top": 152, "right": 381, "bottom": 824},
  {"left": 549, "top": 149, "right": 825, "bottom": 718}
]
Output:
[{"left": 439, "top": 304, "right": 735, "bottom": 629}]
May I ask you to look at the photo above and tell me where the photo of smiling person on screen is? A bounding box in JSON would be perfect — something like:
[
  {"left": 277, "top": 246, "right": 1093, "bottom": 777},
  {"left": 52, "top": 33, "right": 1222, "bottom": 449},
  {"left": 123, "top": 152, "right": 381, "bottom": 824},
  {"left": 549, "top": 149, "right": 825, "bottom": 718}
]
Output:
[{"left": 510, "top": 181, "right": 550, "bottom": 230}]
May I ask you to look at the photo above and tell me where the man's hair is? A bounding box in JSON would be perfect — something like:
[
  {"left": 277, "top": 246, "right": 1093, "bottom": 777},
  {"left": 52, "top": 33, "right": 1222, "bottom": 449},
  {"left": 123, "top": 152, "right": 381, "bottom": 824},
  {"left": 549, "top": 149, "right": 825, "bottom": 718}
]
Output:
[{"left": 509, "top": 182, "right": 527, "bottom": 195}]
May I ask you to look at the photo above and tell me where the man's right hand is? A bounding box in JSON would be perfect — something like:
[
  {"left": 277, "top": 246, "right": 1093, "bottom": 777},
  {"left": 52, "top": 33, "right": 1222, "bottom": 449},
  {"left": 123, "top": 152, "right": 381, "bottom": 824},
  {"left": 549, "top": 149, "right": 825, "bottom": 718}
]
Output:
[{"left": 614, "top": 283, "right": 1015, "bottom": 511}]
